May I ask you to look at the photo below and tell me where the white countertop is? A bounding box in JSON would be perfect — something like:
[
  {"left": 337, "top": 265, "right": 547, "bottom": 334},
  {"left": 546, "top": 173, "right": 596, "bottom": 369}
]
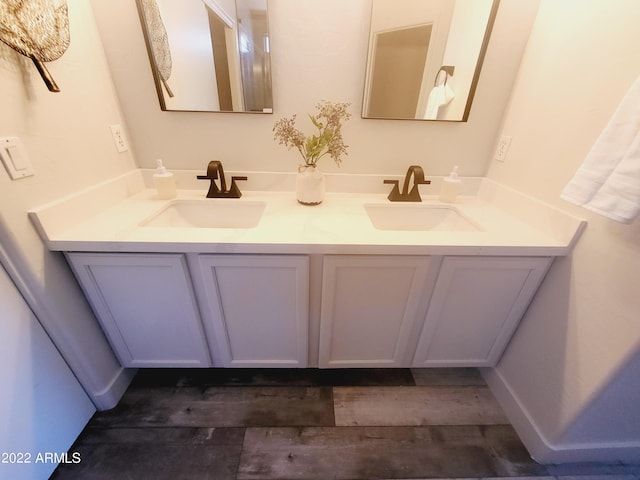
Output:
[{"left": 29, "top": 170, "right": 586, "bottom": 257}]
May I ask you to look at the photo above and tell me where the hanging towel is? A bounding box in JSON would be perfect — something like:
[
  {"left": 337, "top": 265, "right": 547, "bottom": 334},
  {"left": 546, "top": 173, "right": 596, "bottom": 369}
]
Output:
[
  {"left": 425, "top": 78, "right": 455, "bottom": 120},
  {"left": 561, "top": 74, "right": 640, "bottom": 223}
]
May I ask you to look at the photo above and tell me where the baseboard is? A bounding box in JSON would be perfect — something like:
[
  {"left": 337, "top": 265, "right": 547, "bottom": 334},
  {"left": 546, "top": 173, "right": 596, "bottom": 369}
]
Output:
[
  {"left": 482, "top": 367, "right": 640, "bottom": 464},
  {"left": 90, "top": 367, "right": 137, "bottom": 411}
]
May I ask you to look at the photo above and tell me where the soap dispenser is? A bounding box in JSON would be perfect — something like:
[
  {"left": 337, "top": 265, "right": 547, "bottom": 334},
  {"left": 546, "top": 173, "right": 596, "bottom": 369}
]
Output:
[
  {"left": 439, "top": 165, "right": 461, "bottom": 203},
  {"left": 153, "top": 159, "right": 177, "bottom": 199}
]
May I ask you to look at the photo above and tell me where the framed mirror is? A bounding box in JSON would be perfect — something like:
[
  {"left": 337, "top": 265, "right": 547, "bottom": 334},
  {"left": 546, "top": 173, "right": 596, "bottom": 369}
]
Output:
[
  {"left": 362, "top": 0, "right": 499, "bottom": 122},
  {"left": 136, "top": 0, "right": 272, "bottom": 113}
]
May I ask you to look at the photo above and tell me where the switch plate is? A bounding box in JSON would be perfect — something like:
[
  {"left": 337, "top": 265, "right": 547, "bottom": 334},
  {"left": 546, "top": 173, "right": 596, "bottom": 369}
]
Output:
[
  {"left": 0, "top": 136, "right": 34, "bottom": 179},
  {"left": 109, "top": 124, "right": 129, "bottom": 153},
  {"left": 494, "top": 135, "right": 512, "bottom": 162}
]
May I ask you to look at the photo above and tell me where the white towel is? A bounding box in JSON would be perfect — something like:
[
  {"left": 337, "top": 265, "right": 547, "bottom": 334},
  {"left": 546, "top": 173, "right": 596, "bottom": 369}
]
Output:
[
  {"left": 561, "top": 74, "right": 640, "bottom": 223},
  {"left": 424, "top": 83, "right": 455, "bottom": 120}
]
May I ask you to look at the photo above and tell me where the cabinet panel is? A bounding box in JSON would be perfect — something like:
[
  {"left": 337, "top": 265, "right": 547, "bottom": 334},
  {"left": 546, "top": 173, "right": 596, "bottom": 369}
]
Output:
[
  {"left": 413, "top": 256, "right": 552, "bottom": 367},
  {"left": 67, "top": 253, "right": 211, "bottom": 367},
  {"left": 319, "top": 255, "right": 434, "bottom": 368},
  {"left": 194, "top": 255, "right": 309, "bottom": 367}
]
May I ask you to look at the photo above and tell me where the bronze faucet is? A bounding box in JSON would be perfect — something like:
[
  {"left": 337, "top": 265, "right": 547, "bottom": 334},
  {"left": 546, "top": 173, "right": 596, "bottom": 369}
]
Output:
[
  {"left": 197, "top": 160, "right": 247, "bottom": 198},
  {"left": 384, "top": 165, "right": 431, "bottom": 202}
]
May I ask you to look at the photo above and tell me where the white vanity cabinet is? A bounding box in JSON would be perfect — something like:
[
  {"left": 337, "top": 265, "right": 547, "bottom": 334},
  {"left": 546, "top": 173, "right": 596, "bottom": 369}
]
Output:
[
  {"left": 66, "top": 253, "right": 211, "bottom": 367},
  {"left": 412, "top": 256, "right": 552, "bottom": 367},
  {"left": 66, "top": 251, "right": 551, "bottom": 370},
  {"left": 191, "top": 254, "right": 309, "bottom": 367},
  {"left": 319, "top": 255, "right": 436, "bottom": 368}
]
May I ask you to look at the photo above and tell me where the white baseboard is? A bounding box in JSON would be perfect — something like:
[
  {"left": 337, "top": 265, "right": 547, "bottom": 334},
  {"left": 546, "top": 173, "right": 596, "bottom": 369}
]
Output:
[
  {"left": 482, "top": 367, "right": 640, "bottom": 464},
  {"left": 90, "top": 367, "right": 136, "bottom": 411}
]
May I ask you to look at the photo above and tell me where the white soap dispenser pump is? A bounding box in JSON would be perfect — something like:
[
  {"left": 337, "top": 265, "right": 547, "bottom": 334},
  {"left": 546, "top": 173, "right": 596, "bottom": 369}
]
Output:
[
  {"left": 439, "top": 165, "right": 461, "bottom": 203},
  {"left": 153, "top": 159, "right": 177, "bottom": 199}
]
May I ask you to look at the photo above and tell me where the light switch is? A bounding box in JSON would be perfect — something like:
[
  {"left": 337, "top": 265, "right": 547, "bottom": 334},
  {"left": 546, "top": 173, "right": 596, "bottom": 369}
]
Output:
[
  {"left": 7, "top": 145, "right": 27, "bottom": 170},
  {"left": 0, "top": 137, "right": 34, "bottom": 179}
]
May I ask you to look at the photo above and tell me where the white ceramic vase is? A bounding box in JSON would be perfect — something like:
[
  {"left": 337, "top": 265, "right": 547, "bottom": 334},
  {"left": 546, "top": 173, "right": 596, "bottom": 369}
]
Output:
[{"left": 296, "top": 164, "right": 325, "bottom": 205}]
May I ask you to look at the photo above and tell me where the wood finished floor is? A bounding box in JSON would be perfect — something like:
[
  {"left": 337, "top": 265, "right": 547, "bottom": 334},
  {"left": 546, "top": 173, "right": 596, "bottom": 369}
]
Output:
[{"left": 52, "top": 368, "right": 640, "bottom": 480}]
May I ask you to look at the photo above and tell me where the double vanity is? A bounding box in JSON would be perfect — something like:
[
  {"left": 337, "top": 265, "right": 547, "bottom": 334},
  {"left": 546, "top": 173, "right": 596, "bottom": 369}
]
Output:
[{"left": 30, "top": 169, "right": 585, "bottom": 370}]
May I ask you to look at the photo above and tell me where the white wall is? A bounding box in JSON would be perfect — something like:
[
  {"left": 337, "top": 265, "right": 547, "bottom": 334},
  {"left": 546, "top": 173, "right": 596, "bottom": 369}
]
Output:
[
  {"left": 90, "top": 0, "right": 539, "bottom": 177},
  {"left": 485, "top": 0, "right": 640, "bottom": 463},
  {"left": 0, "top": 263, "right": 95, "bottom": 480},
  {"left": 0, "top": 0, "right": 136, "bottom": 409}
]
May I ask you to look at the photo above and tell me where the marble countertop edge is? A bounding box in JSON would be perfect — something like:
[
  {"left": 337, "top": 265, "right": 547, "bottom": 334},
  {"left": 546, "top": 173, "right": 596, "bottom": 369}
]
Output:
[{"left": 29, "top": 170, "right": 584, "bottom": 257}]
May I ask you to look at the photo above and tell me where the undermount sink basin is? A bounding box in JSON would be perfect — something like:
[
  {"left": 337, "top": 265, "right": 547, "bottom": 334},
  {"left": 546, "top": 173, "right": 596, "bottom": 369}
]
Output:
[
  {"left": 364, "top": 203, "right": 481, "bottom": 232},
  {"left": 141, "top": 200, "right": 266, "bottom": 229}
]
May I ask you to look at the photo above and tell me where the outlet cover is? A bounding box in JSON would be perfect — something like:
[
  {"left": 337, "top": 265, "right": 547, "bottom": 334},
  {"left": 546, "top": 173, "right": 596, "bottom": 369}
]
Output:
[
  {"left": 109, "top": 124, "right": 129, "bottom": 153},
  {"left": 494, "top": 135, "right": 512, "bottom": 162}
]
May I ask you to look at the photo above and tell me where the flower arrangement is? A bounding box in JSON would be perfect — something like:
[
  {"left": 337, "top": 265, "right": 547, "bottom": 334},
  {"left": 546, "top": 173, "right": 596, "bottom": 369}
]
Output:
[{"left": 273, "top": 100, "right": 351, "bottom": 167}]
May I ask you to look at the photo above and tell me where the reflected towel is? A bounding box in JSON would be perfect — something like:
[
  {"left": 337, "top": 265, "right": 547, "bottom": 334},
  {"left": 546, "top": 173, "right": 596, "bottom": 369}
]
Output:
[
  {"left": 425, "top": 83, "right": 455, "bottom": 120},
  {"left": 561, "top": 74, "right": 640, "bottom": 223}
]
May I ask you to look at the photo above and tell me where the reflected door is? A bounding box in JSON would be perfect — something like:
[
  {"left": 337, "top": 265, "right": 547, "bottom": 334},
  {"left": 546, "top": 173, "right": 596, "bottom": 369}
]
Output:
[{"left": 367, "top": 25, "right": 432, "bottom": 119}]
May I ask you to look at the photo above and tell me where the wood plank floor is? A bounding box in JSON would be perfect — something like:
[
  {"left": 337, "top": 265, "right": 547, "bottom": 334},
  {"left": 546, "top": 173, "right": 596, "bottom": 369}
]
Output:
[{"left": 51, "top": 368, "right": 640, "bottom": 480}]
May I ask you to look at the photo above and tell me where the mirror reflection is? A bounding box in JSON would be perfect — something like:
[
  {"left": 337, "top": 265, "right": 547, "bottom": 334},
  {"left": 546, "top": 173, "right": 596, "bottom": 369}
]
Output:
[
  {"left": 136, "top": 0, "right": 272, "bottom": 113},
  {"left": 362, "top": 0, "right": 498, "bottom": 122}
]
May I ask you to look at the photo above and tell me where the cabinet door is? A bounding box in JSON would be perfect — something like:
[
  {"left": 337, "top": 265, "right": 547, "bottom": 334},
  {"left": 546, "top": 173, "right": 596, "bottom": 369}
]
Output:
[
  {"left": 319, "top": 255, "right": 434, "bottom": 368},
  {"left": 194, "top": 255, "right": 309, "bottom": 367},
  {"left": 67, "top": 253, "right": 211, "bottom": 367},
  {"left": 412, "top": 256, "right": 552, "bottom": 367}
]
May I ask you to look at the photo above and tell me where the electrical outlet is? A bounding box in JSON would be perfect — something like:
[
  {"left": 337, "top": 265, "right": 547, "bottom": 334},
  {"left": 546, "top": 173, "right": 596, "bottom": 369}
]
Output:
[
  {"left": 494, "top": 135, "right": 512, "bottom": 162},
  {"left": 109, "top": 124, "right": 129, "bottom": 153}
]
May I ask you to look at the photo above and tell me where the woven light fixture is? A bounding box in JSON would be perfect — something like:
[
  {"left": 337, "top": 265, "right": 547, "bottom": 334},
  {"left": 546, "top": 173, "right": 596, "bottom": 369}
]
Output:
[{"left": 0, "top": 0, "right": 70, "bottom": 92}]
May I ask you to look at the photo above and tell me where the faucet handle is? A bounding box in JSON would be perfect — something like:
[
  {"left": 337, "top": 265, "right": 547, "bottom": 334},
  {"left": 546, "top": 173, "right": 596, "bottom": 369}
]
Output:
[
  {"left": 197, "top": 173, "right": 221, "bottom": 197},
  {"left": 384, "top": 179, "right": 402, "bottom": 201},
  {"left": 227, "top": 176, "right": 247, "bottom": 198}
]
